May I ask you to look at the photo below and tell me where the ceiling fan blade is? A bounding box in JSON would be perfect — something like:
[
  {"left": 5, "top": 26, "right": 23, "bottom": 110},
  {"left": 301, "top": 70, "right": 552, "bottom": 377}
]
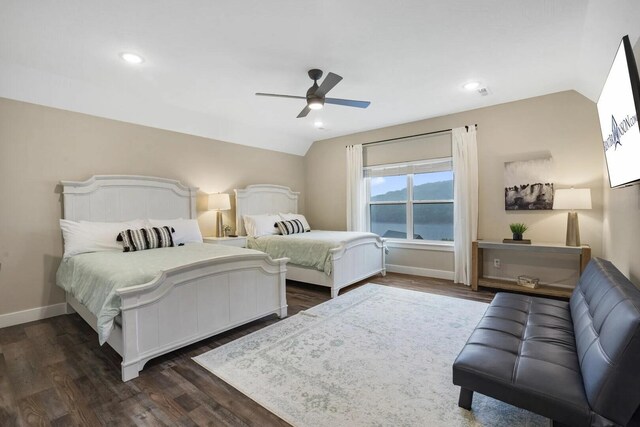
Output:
[
  {"left": 325, "top": 98, "right": 371, "bottom": 109},
  {"left": 297, "top": 105, "right": 311, "bottom": 118},
  {"left": 255, "top": 93, "right": 306, "bottom": 100},
  {"left": 315, "top": 72, "right": 343, "bottom": 97}
]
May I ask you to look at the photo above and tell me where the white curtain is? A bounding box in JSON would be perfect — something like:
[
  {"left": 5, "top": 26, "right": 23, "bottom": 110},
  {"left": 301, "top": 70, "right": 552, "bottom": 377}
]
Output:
[
  {"left": 453, "top": 126, "right": 478, "bottom": 286},
  {"left": 346, "top": 144, "right": 366, "bottom": 231}
]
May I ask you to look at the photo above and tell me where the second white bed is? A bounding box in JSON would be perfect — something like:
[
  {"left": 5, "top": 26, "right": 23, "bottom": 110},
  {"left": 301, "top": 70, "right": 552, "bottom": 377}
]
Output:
[{"left": 236, "top": 185, "right": 386, "bottom": 298}]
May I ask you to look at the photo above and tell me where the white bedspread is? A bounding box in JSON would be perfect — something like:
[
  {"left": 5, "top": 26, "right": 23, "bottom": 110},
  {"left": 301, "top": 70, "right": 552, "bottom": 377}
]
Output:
[{"left": 56, "top": 243, "right": 265, "bottom": 344}]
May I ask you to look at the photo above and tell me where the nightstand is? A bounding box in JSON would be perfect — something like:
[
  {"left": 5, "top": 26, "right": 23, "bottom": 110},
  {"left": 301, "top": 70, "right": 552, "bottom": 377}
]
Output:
[{"left": 203, "top": 236, "right": 247, "bottom": 248}]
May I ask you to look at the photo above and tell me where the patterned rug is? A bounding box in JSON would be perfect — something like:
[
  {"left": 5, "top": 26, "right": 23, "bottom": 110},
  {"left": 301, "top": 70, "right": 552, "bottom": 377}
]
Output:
[{"left": 194, "top": 284, "right": 547, "bottom": 426}]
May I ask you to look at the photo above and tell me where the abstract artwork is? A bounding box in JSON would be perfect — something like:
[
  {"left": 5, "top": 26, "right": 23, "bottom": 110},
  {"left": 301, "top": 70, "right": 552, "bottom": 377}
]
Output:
[{"left": 504, "top": 158, "right": 554, "bottom": 210}]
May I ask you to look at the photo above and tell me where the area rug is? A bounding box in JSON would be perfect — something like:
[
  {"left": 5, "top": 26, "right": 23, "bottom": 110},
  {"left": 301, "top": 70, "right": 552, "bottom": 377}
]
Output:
[{"left": 194, "top": 284, "right": 547, "bottom": 426}]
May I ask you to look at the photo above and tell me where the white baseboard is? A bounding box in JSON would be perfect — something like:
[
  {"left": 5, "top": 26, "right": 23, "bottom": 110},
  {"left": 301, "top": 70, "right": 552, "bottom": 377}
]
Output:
[
  {"left": 0, "top": 302, "right": 68, "bottom": 329},
  {"left": 386, "top": 264, "right": 454, "bottom": 280}
]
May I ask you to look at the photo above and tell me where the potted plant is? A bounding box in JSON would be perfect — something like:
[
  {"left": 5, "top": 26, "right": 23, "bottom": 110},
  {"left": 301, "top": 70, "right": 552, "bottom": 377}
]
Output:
[{"left": 509, "top": 223, "right": 528, "bottom": 241}]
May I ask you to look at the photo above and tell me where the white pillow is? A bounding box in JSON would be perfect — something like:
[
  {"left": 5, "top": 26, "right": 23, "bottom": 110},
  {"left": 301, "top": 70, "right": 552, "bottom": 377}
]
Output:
[
  {"left": 243, "top": 214, "right": 280, "bottom": 237},
  {"left": 148, "top": 218, "right": 203, "bottom": 245},
  {"left": 279, "top": 213, "right": 311, "bottom": 231},
  {"left": 60, "top": 219, "right": 147, "bottom": 258}
]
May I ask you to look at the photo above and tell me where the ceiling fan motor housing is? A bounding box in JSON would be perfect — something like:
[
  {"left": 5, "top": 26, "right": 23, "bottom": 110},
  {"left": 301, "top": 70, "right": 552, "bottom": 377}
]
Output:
[
  {"left": 306, "top": 71, "right": 324, "bottom": 108},
  {"left": 308, "top": 69, "right": 323, "bottom": 81}
]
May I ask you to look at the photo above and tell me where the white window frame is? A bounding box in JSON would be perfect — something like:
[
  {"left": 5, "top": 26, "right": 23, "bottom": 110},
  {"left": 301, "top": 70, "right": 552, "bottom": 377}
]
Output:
[{"left": 365, "top": 158, "right": 454, "bottom": 248}]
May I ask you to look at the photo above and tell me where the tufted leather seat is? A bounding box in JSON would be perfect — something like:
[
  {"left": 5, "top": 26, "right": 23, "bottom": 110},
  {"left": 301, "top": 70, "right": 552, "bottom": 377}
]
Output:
[{"left": 453, "top": 258, "right": 640, "bottom": 426}]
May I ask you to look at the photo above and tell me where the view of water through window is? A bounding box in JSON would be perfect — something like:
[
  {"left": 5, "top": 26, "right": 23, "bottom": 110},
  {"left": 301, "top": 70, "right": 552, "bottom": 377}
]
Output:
[{"left": 369, "top": 171, "right": 453, "bottom": 241}]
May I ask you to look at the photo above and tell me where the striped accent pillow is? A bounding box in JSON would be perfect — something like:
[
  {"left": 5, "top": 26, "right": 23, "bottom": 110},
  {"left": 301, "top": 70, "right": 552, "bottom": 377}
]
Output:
[
  {"left": 275, "top": 219, "right": 306, "bottom": 235},
  {"left": 117, "top": 226, "right": 175, "bottom": 252}
]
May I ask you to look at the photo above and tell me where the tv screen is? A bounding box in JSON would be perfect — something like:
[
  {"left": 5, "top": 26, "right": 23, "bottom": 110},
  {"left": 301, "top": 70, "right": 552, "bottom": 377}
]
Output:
[{"left": 597, "top": 35, "right": 640, "bottom": 188}]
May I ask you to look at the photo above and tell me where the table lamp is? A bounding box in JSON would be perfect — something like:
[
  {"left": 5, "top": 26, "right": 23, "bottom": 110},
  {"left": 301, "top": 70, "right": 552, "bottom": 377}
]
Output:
[
  {"left": 208, "top": 193, "right": 231, "bottom": 237},
  {"left": 552, "top": 188, "right": 592, "bottom": 246}
]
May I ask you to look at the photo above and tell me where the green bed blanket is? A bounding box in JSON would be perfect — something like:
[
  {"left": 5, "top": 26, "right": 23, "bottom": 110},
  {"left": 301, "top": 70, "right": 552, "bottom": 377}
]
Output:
[{"left": 247, "top": 230, "right": 381, "bottom": 275}]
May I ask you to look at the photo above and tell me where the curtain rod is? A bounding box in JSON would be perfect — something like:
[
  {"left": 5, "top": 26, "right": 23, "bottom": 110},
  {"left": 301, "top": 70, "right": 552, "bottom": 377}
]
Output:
[{"left": 361, "top": 124, "right": 477, "bottom": 147}]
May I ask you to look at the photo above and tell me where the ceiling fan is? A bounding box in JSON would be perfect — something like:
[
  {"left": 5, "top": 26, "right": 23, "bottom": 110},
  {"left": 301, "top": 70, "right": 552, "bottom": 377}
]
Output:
[{"left": 256, "top": 69, "right": 371, "bottom": 118}]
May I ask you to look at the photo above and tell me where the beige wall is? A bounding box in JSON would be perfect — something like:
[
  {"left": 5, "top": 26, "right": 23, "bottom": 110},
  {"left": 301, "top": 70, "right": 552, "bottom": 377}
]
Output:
[
  {"left": 305, "top": 90, "right": 605, "bottom": 274},
  {"left": 0, "top": 86, "right": 616, "bottom": 316},
  {"left": 0, "top": 97, "right": 305, "bottom": 316},
  {"left": 602, "top": 39, "right": 640, "bottom": 285}
]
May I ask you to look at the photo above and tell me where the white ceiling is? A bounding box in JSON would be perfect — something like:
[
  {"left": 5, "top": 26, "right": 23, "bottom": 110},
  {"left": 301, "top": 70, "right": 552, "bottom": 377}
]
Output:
[{"left": 1, "top": 1, "right": 639, "bottom": 156}]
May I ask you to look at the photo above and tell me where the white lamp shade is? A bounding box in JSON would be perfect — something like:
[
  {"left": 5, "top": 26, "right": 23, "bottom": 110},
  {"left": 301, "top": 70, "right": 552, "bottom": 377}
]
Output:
[
  {"left": 208, "top": 193, "right": 231, "bottom": 211},
  {"left": 553, "top": 188, "right": 592, "bottom": 210}
]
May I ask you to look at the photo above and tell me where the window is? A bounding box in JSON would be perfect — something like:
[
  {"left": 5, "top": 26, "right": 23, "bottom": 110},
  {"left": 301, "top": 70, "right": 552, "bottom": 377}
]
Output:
[{"left": 366, "top": 159, "right": 453, "bottom": 242}]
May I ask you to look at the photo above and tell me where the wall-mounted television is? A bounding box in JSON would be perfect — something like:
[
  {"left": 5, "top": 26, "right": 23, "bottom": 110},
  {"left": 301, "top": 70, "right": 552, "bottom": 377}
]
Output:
[{"left": 597, "top": 35, "right": 640, "bottom": 188}]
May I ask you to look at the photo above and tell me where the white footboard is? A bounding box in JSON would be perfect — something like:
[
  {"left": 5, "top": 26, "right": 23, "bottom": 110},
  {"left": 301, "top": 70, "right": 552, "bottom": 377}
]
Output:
[
  {"left": 116, "top": 254, "right": 287, "bottom": 381},
  {"left": 286, "top": 236, "right": 386, "bottom": 298},
  {"left": 329, "top": 236, "right": 386, "bottom": 298}
]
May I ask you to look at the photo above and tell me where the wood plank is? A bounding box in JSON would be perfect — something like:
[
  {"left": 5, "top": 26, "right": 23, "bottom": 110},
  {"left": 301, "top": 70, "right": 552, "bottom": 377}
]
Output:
[
  {"left": 2, "top": 340, "right": 54, "bottom": 400},
  {"left": 120, "top": 392, "right": 175, "bottom": 426},
  {"left": 50, "top": 414, "right": 74, "bottom": 427},
  {"left": 16, "top": 396, "right": 48, "bottom": 427},
  {"left": 0, "top": 324, "right": 28, "bottom": 347},
  {"left": 31, "top": 388, "right": 67, "bottom": 422},
  {"left": 0, "top": 352, "right": 22, "bottom": 426},
  {"left": 46, "top": 363, "right": 103, "bottom": 426},
  {"left": 134, "top": 371, "right": 189, "bottom": 421}
]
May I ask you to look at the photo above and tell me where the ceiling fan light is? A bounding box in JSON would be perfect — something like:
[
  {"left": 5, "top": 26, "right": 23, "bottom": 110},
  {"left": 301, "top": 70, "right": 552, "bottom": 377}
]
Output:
[{"left": 308, "top": 99, "right": 323, "bottom": 110}]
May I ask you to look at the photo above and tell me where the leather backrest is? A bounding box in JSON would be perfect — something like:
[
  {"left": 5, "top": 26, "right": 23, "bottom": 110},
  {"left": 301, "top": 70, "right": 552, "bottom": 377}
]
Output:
[{"left": 570, "top": 258, "right": 640, "bottom": 425}]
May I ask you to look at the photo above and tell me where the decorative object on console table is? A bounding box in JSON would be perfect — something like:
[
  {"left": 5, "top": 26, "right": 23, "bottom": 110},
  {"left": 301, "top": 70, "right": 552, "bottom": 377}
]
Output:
[
  {"left": 208, "top": 193, "right": 231, "bottom": 237},
  {"left": 506, "top": 223, "right": 529, "bottom": 243},
  {"left": 552, "top": 188, "right": 592, "bottom": 246},
  {"left": 517, "top": 275, "right": 539, "bottom": 289}
]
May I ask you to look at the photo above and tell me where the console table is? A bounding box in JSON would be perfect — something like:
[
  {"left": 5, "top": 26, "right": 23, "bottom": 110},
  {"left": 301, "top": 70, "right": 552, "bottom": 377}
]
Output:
[{"left": 471, "top": 241, "right": 591, "bottom": 298}]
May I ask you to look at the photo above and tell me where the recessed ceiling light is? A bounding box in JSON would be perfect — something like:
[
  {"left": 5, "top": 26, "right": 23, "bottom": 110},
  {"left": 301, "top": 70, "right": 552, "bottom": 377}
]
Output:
[
  {"left": 120, "top": 52, "right": 144, "bottom": 64},
  {"left": 314, "top": 120, "right": 324, "bottom": 129},
  {"left": 463, "top": 81, "right": 480, "bottom": 90}
]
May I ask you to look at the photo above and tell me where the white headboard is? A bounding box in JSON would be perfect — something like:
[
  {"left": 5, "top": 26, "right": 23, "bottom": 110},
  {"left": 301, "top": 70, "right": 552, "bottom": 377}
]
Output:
[
  {"left": 61, "top": 175, "right": 198, "bottom": 222},
  {"left": 234, "top": 184, "right": 299, "bottom": 236}
]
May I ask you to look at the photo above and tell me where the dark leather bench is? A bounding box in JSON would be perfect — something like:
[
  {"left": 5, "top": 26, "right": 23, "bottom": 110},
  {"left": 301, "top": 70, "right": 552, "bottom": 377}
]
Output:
[{"left": 453, "top": 258, "right": 640, "bottom": 426}]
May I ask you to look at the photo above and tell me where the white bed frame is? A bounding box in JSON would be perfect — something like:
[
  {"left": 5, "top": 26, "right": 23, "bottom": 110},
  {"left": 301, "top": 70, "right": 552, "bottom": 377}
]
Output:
[
  {"left": 61, "top": 175, "right": 287, "bottom": 381},
  {"left": 235, "top": 184, "right": 386, "bottom": 298}
]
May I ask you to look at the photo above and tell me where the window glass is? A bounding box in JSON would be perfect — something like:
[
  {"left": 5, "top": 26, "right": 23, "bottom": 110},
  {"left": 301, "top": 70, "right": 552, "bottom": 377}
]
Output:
[
  {"left": 366, "top": 159, "right": 454, "bottom": 242},
  {"left": 370, "top": 204, "right": 407, "bottom": 238},
  {"left": 413, "top": 171, "right": 453, "bottom": 201},
  {"left": 370, "top": 175, "right": 407, "bottom": 202},
  {"left": 413, "top": 203, "right": 454, "bottom": 241}
]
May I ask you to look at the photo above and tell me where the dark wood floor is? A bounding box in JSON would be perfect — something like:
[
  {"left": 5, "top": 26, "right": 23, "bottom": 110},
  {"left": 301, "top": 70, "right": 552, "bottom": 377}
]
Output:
[{"left": 0, "top": 273, "right": 496, "bottom": 426}]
